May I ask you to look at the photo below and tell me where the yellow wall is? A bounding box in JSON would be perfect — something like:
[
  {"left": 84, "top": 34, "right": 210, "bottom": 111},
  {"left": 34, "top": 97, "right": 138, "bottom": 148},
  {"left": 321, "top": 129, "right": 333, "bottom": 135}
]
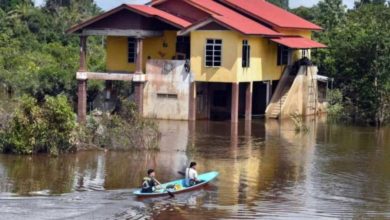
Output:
[
  {"left": 106, "top": 31, "right": 177, "bottom": 72},
  {"left": 105, "top": 28, "right": 313, "bottom": 82},
  {"left": 190, "top": 31, "right": 285, "bottom": 83},
  {"left": 190, "top": 31, "right": 240, "bottom": 82}
]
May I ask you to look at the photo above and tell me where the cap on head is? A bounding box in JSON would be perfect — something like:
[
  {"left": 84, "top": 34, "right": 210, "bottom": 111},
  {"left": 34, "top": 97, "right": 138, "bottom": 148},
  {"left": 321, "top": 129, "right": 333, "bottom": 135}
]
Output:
[
  {"left": 189, "top": 162, "right": 197, "bottom": 168},
  {"left": 147, "top": 169, "right": 155, "bottom": 175}
]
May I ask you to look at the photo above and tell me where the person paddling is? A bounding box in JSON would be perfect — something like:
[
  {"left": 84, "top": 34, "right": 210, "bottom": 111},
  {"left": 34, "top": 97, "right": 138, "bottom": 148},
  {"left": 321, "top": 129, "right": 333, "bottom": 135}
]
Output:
[
  {"left": 185, "top": 162, "right": 203, "bottom": 186},
  {"left": 141, "top": 169, "right": 161, "bottom": 193}
]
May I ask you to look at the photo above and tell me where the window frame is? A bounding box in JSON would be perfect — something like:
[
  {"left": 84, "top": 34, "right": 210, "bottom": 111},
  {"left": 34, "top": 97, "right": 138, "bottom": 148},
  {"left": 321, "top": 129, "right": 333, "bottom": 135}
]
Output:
[
  {"left": 128, "top": 37, "right": 137, "bottom": 64},
  {"left": 242, "top": 40, "right": 251, "bottom": 68},
  {"left": 157, "top": 93, "right": 178, "bottom": 99},
  {"left": 204, "top": 38, "right": 222, "bottom": 67},
  {"left": 277, "top": 45, "right": 289, "bottom": 66}
]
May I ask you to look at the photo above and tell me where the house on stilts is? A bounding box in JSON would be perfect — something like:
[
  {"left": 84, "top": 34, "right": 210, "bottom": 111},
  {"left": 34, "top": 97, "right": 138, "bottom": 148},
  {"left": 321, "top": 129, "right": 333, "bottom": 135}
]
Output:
[{"left": 67, "top": 0, "right": 328, "bottom": 123}]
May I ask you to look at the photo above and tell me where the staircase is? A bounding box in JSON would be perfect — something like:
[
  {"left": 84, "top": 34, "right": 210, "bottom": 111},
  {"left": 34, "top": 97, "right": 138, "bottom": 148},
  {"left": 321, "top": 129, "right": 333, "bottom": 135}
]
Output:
[
  {"left": 306, "top": 67, "right": 318, "bottom": 115},
  {"left": 268, "top": 77, "right": 294, "bottom": 119}
]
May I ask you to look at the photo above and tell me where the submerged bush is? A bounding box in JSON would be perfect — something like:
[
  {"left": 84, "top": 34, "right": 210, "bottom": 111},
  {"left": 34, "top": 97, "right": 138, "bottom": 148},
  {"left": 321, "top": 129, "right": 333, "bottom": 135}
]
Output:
[
  {"left": 78, "top": 98, "right": 160, "bottom": 151},
  {"left": 326, "top": 89, "right": 350, "bottom": 122},
  {"left": 0, "top": 96, "right": 160, "bottom": 155},
  {"left": 290, "top": 112, "right": 309, "bottom": 133},
  {"left": 0, "top": 95, "right": 76, "bottom": 155}
]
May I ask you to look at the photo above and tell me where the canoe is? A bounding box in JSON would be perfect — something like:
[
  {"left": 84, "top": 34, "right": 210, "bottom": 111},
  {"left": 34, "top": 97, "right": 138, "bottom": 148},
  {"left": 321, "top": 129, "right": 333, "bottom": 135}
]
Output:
[{"left": 133, "top": 171, "right": 219, "bottom": 197}]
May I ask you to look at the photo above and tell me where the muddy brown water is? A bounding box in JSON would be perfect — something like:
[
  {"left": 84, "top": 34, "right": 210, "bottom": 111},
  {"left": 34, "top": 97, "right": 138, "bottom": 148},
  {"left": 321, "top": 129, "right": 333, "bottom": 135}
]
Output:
[{"left": 0, "top": 118, "right": 390, "bottom": 219}]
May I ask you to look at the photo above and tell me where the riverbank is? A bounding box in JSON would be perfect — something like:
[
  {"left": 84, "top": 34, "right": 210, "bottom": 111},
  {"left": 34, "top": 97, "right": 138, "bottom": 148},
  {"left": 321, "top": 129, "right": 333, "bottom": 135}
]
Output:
[
  {"left": 0, "top": 94, "right": 160, "bottom": 155},
  {"left": 0, "top": 119, "right": 389, "bottom": 219}
]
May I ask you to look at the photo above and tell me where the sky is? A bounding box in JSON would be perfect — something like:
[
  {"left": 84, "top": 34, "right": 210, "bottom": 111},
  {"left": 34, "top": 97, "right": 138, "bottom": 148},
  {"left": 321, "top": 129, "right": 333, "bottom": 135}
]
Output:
[{"left": 34, "top": 0, "right": 356, "bottom": 10}]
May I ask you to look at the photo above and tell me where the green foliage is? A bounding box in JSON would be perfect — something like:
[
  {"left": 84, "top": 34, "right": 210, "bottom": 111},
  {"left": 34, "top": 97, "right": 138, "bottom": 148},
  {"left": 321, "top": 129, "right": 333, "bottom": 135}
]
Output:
[
  {"left": 294, "top": 0, "right": 390, "bottom": 126},
  {"left": 326, "top": 89, "right": 347, "bottom": 121},
  {"left": 0, "top": 95, "right": 76, "bottom": 155},
  {"left": 319, "top": 4, "right": 390, "bottom": 126},
  {"left": 290, "top": 112, "right": 309, "bottom": 133},
  {"left": 268, "top": 0, "right": 289, "bottom": 9},
  {"left": 0, "top": 0, "right": 32, "bottom": 11},
  {"left": 79, "top": 98, "right": 160, "bottom": 151},
  {"left": 355, "top": 0, "right": 387, "bottom": 8},
  {"left": 0, "top": 0, "right": 104, "bottom": 103},
  {"left": 290, "top": 6, "right": 318, "bottom": 21}
]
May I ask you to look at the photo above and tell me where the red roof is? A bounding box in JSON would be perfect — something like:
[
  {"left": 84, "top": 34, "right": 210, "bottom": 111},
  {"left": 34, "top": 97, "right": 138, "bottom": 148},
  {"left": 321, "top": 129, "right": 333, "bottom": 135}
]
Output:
[
  {"left": 184, "top": 0, "right": 281, "bottom": 36},
  {"left": 270, "top": 36, "right": 327, "bottom": 49},
  {"left": 222, "top": 0, "right": 322, "bottom": 30},
  {"left": 127, "top": 5, "right": 191, "bottom": 28}
]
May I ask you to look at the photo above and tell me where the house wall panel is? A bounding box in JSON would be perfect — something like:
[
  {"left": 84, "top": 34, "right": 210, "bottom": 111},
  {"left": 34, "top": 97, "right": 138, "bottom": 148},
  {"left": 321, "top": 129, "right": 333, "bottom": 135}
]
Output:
[
  {"left": 143, "top": 60, "right": 192, "bottom": 120},
  {"left": 190, "top": 31, "right": 285, "bottom": 83},
  {"left": 106, "top": 31, "right": 177, "bottom": 72}
]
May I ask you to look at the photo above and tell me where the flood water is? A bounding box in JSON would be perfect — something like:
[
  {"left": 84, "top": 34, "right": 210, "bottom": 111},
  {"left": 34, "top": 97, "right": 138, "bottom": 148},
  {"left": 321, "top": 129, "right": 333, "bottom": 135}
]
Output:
[{"left": 0, "top": 118, "right": 390, "bottom": 219}]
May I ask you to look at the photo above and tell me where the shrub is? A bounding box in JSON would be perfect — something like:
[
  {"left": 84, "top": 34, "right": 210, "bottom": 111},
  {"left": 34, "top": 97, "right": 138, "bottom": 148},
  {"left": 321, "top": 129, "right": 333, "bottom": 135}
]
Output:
[
  {"left": 0, "top": 95, "right": 76, "bottom": 155},
  {"left": 79, "top": 98, "right": 160, "bottom": 151},
  {"left": 327, "top": 89, "right": 350, "bottom": 121}
]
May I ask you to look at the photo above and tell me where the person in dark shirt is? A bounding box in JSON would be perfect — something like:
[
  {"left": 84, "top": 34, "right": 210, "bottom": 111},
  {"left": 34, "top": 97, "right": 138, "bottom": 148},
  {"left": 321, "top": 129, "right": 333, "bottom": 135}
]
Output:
[{"left": 141, "top": 169, "right": 161, "bottom": 193}]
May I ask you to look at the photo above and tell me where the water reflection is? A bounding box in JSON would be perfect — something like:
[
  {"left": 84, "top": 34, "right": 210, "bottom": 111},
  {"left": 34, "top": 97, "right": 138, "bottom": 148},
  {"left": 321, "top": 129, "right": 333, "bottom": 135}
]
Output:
[{"left": 0, "top": 118, "right": 389, "bottom": 219}]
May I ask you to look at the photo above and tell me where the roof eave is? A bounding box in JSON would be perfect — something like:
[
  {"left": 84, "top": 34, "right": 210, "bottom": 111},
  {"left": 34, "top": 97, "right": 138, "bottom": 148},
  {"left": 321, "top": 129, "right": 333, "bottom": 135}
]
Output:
[
  {"left": 66, "top": 4, "right": 127, "bottom": 34},
  {"left": 66, "top": 4, "right": 188, "bottom": 35},
  {"left": 178, "top": 16, "right": 283, "bottom": 37}
]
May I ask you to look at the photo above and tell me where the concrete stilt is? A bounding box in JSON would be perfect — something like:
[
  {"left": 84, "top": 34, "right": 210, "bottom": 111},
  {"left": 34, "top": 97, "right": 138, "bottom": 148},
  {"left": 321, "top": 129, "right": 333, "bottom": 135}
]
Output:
[
  {"left": 245, "top": 82, "right": 253, "bottom": 121},
  {"left": 231, "top": 82, "right": 239, "bottom": 123},
  {"left": 135, "top": 38, "right": 144, "bottom": 74},
  {"left": 133, "top": 82, "right": 144, "bottom": 115},
  {"left": 189, "top": 82, "right": 197, "bottom": 121},
  {"left": 77, "top": 79, "right": 87, "bottom": 123},
  {"left": 77, "top": 36, "right": 88, "bottom": 123},
  {"left": 79, "top": 36, "right": 87, "bottom": 72},
  {"left": 230, "top": 122, "right": 238, "bottom": 148}
]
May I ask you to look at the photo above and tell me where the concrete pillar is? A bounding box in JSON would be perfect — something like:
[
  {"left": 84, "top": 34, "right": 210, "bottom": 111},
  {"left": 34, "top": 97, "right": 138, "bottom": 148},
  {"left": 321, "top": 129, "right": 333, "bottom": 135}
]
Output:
[
  {"left": 206, "top": 83, "right": 212, "bottom": 120},
  {"left": 288, "top": 49, "right": 294, "bottom": 66},
  {"left": 77, "top": 80, "right": 87, "bottom": 123},
  {"left": 230, "top": 123, "right": 238, "bottom": 148},
  {"left": 133, "top": 82, "right": 144, "bottom": 115},
  {"left": 266, "top": 81, "right": 270, "bottom": 105},
  {"left": 78, "top": 36, "right": 88, "bottom": 123},
  {"left": 135, "top": 38, "right": 144, "bottom": 74},
  {"left": 189, "top": 82, "right": 196, "bottom": 121},
  {"left": 245, "top": 82, "right": 253, "bottom": 121},
  {"left": 231, "top": 82, "right": 239, "bottom": 123},
  {"left": 79, "top": 36, "right": 87, "bottom": 72}
]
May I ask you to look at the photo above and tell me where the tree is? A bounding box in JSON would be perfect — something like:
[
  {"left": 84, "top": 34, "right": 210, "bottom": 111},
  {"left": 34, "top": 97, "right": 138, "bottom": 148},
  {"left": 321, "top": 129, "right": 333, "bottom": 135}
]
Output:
[
  {"left": 290, "top": 6, "right": 318, "bottom": 21},
  {"left": 355, "top": 0, "right": 387, "bottom": 8},
  {"left": 321, "top": 4, "right": 390, "bottom": 126},
  {"left": 0, "top": 0, "right": 32, "bottom": 11},
  {"left": 316, "top": 0, "right": 346, "bottom": 31},
  {"left": 267, "top": 0, "right": 289, "bottom": 9},
  {"left": 0, "top": 95, "right": 76, "bottom": 155}
]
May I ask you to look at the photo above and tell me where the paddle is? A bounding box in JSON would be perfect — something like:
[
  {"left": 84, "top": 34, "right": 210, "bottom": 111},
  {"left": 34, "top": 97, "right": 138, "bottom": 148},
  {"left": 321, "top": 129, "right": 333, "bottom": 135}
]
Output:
[
  {"left": 166, "top": 189, "right": 175, "bottom": 198},
  {"left": 155, "top": 179, "right": 175, "bottom": 198},
  {"left": 178, "top": 171, "right": 186, "bottom": 176}
]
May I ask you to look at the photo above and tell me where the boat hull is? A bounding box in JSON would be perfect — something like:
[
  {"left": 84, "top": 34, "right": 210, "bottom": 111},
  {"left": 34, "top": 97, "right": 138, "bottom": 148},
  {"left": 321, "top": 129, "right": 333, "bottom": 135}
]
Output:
[{"left": 133, "top": 171, "right": 219, "bottom": 197}]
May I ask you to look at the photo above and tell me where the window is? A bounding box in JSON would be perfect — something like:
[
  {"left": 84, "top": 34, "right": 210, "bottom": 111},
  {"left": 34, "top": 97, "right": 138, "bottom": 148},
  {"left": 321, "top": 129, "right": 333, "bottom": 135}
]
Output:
[
  {"left": 242, "top": 40, "right": 251, "bottom": 68},
  {"left": 277, "top": 45, "right": 289, "bottom": 66},
  {"left": 205, "top": 39, "right": 222, "bottom": 67},
  {"left": 128, "top": 38, "right": 137, "bottom": 63}
]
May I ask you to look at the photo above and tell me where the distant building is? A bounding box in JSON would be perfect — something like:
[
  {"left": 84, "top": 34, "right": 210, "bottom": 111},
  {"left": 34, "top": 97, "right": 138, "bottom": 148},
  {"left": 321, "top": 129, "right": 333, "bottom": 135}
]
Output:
[{"left": 67, "top": 0, "right": 328, "bottom": 123}]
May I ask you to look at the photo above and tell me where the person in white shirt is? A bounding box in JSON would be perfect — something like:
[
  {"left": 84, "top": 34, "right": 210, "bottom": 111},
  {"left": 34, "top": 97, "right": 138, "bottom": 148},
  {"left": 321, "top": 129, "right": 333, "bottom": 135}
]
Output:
[{"left": 185, "top": 162, "right": 203, "bottom": 186}]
